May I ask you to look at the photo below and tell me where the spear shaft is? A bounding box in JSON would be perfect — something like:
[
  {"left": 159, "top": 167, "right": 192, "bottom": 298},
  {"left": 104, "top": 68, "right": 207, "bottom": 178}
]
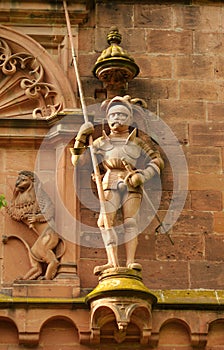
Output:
[
  {"left": 63, "top": 0, "right": 88, "bottom": 122},
  {"left": 63, "top": 0, "right": 111, "bottom": 230}
]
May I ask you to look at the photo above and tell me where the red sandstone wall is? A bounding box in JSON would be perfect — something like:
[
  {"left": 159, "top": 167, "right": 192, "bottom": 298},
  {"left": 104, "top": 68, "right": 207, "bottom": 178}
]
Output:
[
  {"left": 2, "top": 0, "right": 224, "bottom": 293},
  {"left": 77, "top": 1, "right": 224, "bottom": 291},
  {"left": 2, "top": 1, "right": 224, "bottom": 349}
]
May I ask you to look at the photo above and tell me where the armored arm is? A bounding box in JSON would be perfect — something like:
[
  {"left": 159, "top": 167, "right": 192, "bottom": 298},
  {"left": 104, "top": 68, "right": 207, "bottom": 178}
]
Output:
[
  {"left": 140, "top": 145, "right": 164, "bottom": 180},
  {"left": 125, "top": 137, "right": 164, "bottom": 188},
  {"left": 70, "top": 122, "right": 94, "bottom": 166}
]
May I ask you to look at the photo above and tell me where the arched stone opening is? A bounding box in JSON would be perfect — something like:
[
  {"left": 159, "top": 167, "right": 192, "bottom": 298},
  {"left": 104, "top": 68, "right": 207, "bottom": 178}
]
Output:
[
  {"left": 91, "top": 303, "right": 151, "bottom": 344},
  {"left": 158, "top": 318, "right": 192, "bottom": 349},
  {"left": 207, "top": 318, "right": 224, "bottom": 348},
  {"left": 39, "top": 316, "right": 79, "bottom": 347},
  {"left": 0, "top": 317, "right": 19, "bottom": 344}
]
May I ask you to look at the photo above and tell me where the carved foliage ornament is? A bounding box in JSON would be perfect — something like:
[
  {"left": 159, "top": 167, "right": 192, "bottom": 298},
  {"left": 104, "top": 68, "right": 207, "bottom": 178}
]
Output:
[{"left": 0, "top": 38, "right": 62, "bottom": 119}]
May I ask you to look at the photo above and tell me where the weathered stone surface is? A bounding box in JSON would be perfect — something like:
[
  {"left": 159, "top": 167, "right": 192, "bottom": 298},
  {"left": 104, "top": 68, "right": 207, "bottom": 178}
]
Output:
[
  {"left": 96, "top": 3, "right": 133, "bottom": 29},
  {"left": 159, "top": 100, "right": 206, "bottom": 122},
  {"left": 174, "top": 5, "right": 221, "bottom": 31},
  {"left": 155, "top": 233, "right": 204, "bottom": 261},
  {"left": 189, "top": 123, "right": 224, "bottom": 146},
  {"left": 195, "top": 32, "right": 224, "bottom": 55},
  {"left": 186, "top": 146, "right": 222, "bottom": 173},
  {"left": 138, "top": 55, "right": 172, "bottom": 79},
  {"left": 173, "top": 210, "right": 213, "bottom": 234},
  {"left": 175, "top": 56, "right": 214, "bottom": 80},
  {"left": 213, "top": 212, "right": 224, "bottom": 233},
  {"left": 205, "top": 234, "right": 224, "bottom": 261},
  {"left": 142, "top": 260, "right": 189, "bottom": 289},
  {"left": 1, "top": 1, "right": 224, "bottom": 348},
  {"left": 180, "top": 81, "right": 219, "bottom": 101},
  {"left": 191, "top": 190, "right": 222, "bottom": 211},
  {"left": 208, "top": 102, "right": 224, "bottom": 121},
  {"left": 189, "top": 173, "right": 224, "bottom": 191},
  {"left": 146, "top": 30, "right": 192, "bottom": 54},
  {"left": 134, "top": 5, "right": 173, "bottom": 28},
  {"left": 190, "top": 261, "right": 224, "bottom": 289}
]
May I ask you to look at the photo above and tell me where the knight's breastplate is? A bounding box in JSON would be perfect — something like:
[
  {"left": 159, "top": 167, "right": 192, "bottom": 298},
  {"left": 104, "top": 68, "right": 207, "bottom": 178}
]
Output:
[
  {"left": 94, "top": 136, "right": 143, "bottom": 190},
  {"left": 96, "top": 138, "right": 141, "bottom": 170}
]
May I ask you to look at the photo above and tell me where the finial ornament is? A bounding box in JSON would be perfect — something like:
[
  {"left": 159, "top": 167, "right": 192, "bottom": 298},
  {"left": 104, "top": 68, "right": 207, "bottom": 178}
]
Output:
[
  {"left": 107, "top": 26, "right": 122, "bottom": 45},
  {"left": 93, "top": 27, "right": 140, "bottom": 97}
]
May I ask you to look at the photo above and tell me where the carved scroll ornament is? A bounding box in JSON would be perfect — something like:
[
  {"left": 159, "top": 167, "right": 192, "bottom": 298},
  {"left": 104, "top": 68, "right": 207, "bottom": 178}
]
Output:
[{"left": 0, "top": 38, "right": 62, "bottom": 119}]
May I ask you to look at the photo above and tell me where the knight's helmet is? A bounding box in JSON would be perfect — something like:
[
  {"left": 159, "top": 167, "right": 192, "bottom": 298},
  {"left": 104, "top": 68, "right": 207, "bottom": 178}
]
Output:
[{"left": 105, "top": 95, "right": 133, "bottom": 127}]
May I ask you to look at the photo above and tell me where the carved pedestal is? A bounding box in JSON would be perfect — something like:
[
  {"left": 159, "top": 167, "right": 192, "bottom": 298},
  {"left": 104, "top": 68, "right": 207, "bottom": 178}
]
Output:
[
  {"left": 86, "top": 267, "right": 157, "bottom": 344},
  {"left": 12, "top": 278, "right": 80, "bottom": 298}
]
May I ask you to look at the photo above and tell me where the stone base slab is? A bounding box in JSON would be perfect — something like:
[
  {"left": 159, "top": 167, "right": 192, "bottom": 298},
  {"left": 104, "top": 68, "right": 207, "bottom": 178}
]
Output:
[{"left": 12, "top": 277, "right": 80, "bottom": 298}]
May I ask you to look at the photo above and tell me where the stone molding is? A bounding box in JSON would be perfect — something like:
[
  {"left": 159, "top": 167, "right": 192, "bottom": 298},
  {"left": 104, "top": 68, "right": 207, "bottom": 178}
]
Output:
[
  {"left": 0, "top": 289, "right": 223, "bottom": 346},
  {"left": 0, "top": 1, "right": 90, "bottom": 26}
]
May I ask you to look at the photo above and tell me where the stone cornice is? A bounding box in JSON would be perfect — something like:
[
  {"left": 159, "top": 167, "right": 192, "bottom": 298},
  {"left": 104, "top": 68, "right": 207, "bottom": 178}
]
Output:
[
  {"left": 0, "top": 1, "right": 91, "bottom": 25},
  {"left": 0, "top": 111, "right": 92, "bottom": 147},
  {"left": 153, "top": 289, "right": 224, "bottom": 310},
  {"left": 0, "top": 293, "right": 87, "bottom": 308},
  {"left": 0, "top": 289, "right": 224, "bottom": 310}
]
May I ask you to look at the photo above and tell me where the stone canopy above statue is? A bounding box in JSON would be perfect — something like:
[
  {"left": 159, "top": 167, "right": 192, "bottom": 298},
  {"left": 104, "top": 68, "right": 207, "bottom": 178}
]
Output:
[{"left": 93, "top": 26, "right": 140, "bottom": 98}]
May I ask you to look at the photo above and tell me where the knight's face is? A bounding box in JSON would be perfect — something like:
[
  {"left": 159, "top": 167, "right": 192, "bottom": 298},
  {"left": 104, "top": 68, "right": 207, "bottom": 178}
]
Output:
[{"left": 107, "top": 104, "right": 132, "bottom": 132}]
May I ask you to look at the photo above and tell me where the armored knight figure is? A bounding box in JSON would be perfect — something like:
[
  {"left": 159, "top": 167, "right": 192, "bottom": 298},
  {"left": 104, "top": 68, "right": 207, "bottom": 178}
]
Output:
[{"left": 71, "top": 95, "right": 164, "bottom": 275}]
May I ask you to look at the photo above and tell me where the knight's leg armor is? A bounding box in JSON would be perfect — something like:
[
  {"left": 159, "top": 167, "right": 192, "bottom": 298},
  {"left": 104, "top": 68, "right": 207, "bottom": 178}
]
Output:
[
  {"left": 123, "top": 192, "right": 142, "bottom": 271},
  {"left": 124, "top": 218, "right": 142, "bottom": 271},
  {"left": 94, "top": 191, "right": 120, "bottom": 275}
]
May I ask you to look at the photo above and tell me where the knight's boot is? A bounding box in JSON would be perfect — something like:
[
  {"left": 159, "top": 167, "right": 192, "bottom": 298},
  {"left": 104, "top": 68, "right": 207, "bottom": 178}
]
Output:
[
  {"left": 94, "top": 245, "right": 119, "bottom": 275},
  {"left": 94, "top": 228, "right": 119, "bottom": 275},
  {"left": 125, "top": 238, "right": 142, "bottom": 271},
  {"left": 124, "top": 218, "right": 142, "bottom": 271}
]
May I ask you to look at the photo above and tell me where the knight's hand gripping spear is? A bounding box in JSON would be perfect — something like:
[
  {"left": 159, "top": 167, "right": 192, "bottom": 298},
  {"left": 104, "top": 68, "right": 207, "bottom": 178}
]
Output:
[{"left": 70, "top": 122, "right": 112, "bottom": 234}]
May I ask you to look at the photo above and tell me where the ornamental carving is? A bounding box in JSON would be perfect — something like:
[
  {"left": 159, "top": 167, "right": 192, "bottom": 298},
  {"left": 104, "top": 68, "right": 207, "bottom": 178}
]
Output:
[
  {"left": 0, "top": 38, "right": 62, "bottom": 119},
  {"left": 90, "top": 298, "right": 153, "bottom": 344},
  {"left": 5, "top": 171, "right": 66, "bottom": 280}
]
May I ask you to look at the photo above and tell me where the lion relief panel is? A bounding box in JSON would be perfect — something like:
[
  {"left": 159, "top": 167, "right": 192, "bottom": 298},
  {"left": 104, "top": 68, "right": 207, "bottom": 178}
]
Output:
[{"left": 4, "top": 171, "right": 66, "bottom": 281}]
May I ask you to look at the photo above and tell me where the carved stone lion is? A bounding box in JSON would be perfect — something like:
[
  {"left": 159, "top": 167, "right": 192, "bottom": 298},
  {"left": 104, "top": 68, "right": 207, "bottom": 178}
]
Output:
[{"left": 6, "top": 170, "right": 65, "bottom": 280}]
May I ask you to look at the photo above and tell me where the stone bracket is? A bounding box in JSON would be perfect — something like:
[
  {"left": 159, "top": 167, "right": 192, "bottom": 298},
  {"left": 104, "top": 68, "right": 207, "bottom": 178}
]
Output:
[{"left": 86, "top": 267, "right": 156, "bottom": 344}]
